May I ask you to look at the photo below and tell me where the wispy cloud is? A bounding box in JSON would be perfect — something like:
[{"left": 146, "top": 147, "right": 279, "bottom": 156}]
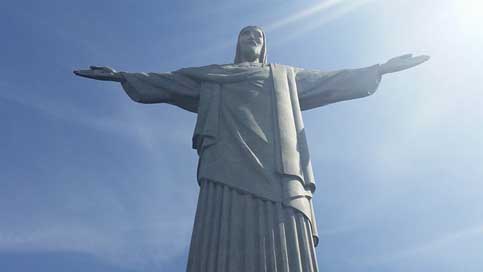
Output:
[
  {"left": 0, "top": 81, "right": 192, "bottom": 154},
  {"left": 0, "top": 222, "right": 192, "bottom": 270},
  {"left": 0, "top": 81, "right": 197, "bottom": 269},
  {"left": 266, "top": 0, "right": 377, "bottom": 47},
  {"left": 191, "top": 0, "right": 378, "bottom": 61},
  {"left": 358, "top": 224, "right": 483, "bottom": 266},
  {"left": 264, "top": 0, "right": 346, "bottom": 32}
]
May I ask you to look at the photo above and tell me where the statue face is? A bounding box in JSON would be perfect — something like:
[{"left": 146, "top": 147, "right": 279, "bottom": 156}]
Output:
[{"left": 238, "top": 27, "right": 264, "bottom": 62}]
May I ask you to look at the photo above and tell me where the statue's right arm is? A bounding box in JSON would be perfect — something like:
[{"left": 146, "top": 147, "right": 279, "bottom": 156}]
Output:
[
  {"left": 73, "top": 66, "right": 123, "bottom": 82},
  {"left": 73, "top": 66, "right": 200, "bottom": 113}
]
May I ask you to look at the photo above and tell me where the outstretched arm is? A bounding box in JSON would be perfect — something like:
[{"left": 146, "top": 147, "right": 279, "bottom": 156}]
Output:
[
  {"left": 296, "top": 54, "right": 429, "bottom": 110},
  {"left": 73, "top": 66, "right": 200, "bottom": 113},
  {"left": 74, "top": 66, "right": 123, "bottom": 81},
  {"left": 379, "top": 54, "right": 430, "bottom": 75}
]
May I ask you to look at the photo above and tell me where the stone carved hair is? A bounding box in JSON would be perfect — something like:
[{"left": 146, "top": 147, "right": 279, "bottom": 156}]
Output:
[{"left": 234, "top": 26, "right": 267, "bottom": 64}]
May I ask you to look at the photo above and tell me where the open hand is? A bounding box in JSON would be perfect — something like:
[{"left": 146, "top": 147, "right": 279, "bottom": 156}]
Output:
[
  {"left": 380, "top": 54, "right": 430, "bottom": 75},
  {"left": 73, "top": 66, "right": 123, "bottom": 82}
]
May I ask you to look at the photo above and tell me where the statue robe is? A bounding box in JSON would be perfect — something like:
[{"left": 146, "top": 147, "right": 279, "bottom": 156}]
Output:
[{"left": 120, "top": 63, "right": 381, "bottom": 272}]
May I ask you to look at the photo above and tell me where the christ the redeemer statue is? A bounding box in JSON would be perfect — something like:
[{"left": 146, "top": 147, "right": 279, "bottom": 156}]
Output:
[{"left": 74, "top": 26, "right": 429, "bottom": 272}]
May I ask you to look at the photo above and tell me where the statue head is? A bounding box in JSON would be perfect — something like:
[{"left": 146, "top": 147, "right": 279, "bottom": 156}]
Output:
[{"left": 234, "top": 26, "right": 267, "bottom": 64}]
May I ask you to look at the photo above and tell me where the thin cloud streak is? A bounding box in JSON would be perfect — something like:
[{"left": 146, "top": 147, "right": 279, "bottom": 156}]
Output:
[
  {"left": 358, "top": 224, "right": 483, "bottom": 266},
  {"left": 264, "top": 0, "right": 345, "bottom": 32},
  {"left": 268, "top": 0, "right": 377, "bottom": 47},
  {"left": 0, "top": 81, "right": 196, "bottom": 270},
  {"left": 0, "top": 82, "right": 190, "bottom": 154},
  {"left": 0, "top": 223, "right": 191, "bottom": 270},
  {"left": 191, "top": 0, "right": 377, "bottom": 62}
]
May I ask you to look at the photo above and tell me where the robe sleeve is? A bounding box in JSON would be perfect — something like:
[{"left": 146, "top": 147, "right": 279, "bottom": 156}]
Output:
[
  {"left": 295, "top": 64, "right": 382, "bottom": 111},
  {"left": 119, "top": 71, "right": 201, "bottom": 113}
]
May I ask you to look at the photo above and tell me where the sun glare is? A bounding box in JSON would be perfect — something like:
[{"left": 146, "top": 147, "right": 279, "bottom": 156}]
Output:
[{"left": 450, "top": 1, "right": 483, "bottom": 41}]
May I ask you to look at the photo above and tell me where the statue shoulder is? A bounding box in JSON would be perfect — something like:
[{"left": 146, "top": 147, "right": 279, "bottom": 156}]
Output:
[{"left": 270, "top": 63, "right": 302, "bottom": 74}]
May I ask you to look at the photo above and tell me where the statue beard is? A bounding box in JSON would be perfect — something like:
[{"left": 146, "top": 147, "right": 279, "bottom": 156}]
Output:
[{"left": 239, "top": 45, "right": 262, "bottom": 63}]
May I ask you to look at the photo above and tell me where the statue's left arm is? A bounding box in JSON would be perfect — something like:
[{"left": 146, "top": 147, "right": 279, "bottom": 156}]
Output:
[{"left": 295, "top": 54, "right": 429, "bottom": 110}]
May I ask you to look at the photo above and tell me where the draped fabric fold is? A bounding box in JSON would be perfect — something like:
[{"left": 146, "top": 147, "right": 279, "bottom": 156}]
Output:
[
  {"left": 187, "top": 180, "right": 319, "bottom": 272},
  {"left": 179, "top": 64, "right": 320, "bottom": 243}
]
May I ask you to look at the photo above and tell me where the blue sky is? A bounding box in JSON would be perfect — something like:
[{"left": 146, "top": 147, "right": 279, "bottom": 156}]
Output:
[{"left": 1, "top": 0, "right": 482, "bottom": 271}]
